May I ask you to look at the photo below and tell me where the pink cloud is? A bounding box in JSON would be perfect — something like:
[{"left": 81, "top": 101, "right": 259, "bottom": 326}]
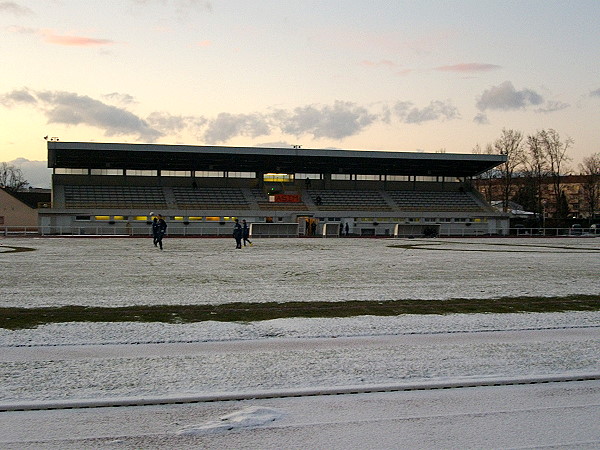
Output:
[
  {"left": 41, "top": 30, "right": 115, "bottom": 47},
  {"left": 360, "top": 59, "right": 396, "bottom": 68},
  {"left": 195, "top": 40, "right": 212, "bottom": 47},
  {"left": 435, "top": 63, "right": 501, "bottom": 72}
]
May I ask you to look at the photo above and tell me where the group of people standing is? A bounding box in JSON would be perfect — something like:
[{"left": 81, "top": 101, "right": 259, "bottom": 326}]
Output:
[
  {"left": 233, "top": 219, "right": 252, "bottom": 249},
  {"left": 151, "top": 216, "right": 252, "bottom": 250}
]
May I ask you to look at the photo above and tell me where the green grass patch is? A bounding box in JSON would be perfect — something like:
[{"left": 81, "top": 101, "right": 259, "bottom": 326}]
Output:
[
  {"left": 1, "top": 295, "right": 598, "bottom": 330},
  {"left": 0, "top": 246, "right": 36, "bottom": 254}
]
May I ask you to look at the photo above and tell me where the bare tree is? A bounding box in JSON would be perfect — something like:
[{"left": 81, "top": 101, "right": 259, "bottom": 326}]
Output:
[
  {"left": 0, "top": 162, "right": 29, "bottom": 192},
  {"left": 539, "top": 129, "right": 573, "bottom": 218},
  {"left": 523, "top": 132, "right": 550, "bottom": 216},
  {"left": 579, "top": 152, "right": 600, "bottom": 220},
  {"left": 472, "top": 143, "right": 498, "bottom": 202},
  {"left": 493, "top": 128, "right": 525, "bottom": 212}
]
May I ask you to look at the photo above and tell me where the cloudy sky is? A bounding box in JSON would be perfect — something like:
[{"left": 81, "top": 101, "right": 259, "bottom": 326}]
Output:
[{"left": 1, "top": 0, "right": 599, "bottom": 186}]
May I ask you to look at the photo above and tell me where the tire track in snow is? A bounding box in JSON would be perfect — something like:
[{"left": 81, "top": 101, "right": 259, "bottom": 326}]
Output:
[
  {"left": 1, "top": 374, "right": 599, "bottom": 412},
  {"left": 2, "top": 323, "right": 598, "bottom": 348}
]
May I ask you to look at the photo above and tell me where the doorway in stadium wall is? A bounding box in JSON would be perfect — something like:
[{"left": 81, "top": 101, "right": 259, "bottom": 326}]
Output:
[{"left": 298, "top": 216, "right": 318, "bottom": 236}]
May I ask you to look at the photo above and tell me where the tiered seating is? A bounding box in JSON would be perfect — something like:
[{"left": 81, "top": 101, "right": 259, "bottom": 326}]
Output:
[
  {"left": 173, "top": 187, "right": 250, "bottom": 209},
  {"left": 388, "top": 191, "right": 485, "bottom": 211},
  {"left": 64, "top": 185, "right": 167, "bottom": 208},
  {"left": 308, "top": 190, "right": 391, "bottom": 210}
]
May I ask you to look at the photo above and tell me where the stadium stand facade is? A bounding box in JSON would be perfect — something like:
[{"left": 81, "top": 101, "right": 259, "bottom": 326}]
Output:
[{"left": 40, "top": 141, "right": 509, "bottom": 237}]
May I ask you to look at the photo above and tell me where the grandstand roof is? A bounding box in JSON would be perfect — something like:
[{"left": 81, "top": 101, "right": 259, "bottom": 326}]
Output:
[
  {"left": 48, "top": 141, "right": 506, "bottom": 177},
  {"left": 1, "top": 187, "right": 51, "bottom": 209}
]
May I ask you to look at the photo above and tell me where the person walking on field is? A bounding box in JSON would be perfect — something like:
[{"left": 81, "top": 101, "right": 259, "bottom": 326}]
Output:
[
  {"left": 152, "top": 216, "right": 160, "bottom": 247},
  {"left": 233, "top": 218, "right": 243, "bottom": 249},
  {"left": 242, "top": 219, "right": 253, "bottom": 246},
  {"left": 156, "top": 215, "right": 167, "bottom": 250}
]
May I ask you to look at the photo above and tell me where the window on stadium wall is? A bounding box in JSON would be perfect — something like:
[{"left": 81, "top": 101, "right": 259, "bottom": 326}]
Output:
[
  {"left": 196, "top": 171, "right": 222, "bottom": 178},
  {"left": 264, "top": 173, "right": 293, "bottom": 182},
  {"left": 387, "top": 175, "right": 410, "bottom": 182},
  {"left": 228, "top": 172, "right": 255, "bottom": 178},
  {"left": 55, "top": 168, "right": 88, "bottom": 175},
  {"left": 125, "top": 170, "right": 156, "bottom": 176},
  {"left": 295, "top": 173, "right": 321, "bottom": 180},
  {"left": 161, "top": 170, "right": 191, "bottom": 177},
  {"left": 91, "top": 169, "right": 122, "bottom": 175}
]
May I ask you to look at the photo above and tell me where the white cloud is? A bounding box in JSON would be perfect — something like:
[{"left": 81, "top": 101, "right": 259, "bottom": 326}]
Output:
[
  {"left": 535, "top": 100, "right": 569, "bottom": 113},
  {"left": 103, "top": 92, "right": 137, "bottom": 105},
  {"left": 1, "top": 87, "right": 465, "bottom": 145},
  {"left": 203, "top": 112, "right": 270, "bottom": 144},
  {"left": 278, "top": 101, "right": 378, "bottom": 139},
  {"left": 0, "top": 1, "right": 34, "bottom": 16},
  {"left": 254, "top": 141, "right": 292, "bottom": 149},
  {"left": 6, "top": 158, "right": 51, "bottom": 188},
  {"left": 476, "top": 81, "right": 544, "bottom": 111},
  {"left": 0, "top": 88, "right": 37, "bottom": 106},
  {"left": 434, "top": 63, "right": 501, "bottom": 73},
  {"left": 473, "top": 112, "right": 489, "bottom": 125},
  {"left": 394, "top": 100, "right": 459, "bottom": 124},
  {"left": 36, "top": 91, "right": 163, "bottom": 141},
  {"left": 147, "top": 112, "right": 207, "bottom": 142}
]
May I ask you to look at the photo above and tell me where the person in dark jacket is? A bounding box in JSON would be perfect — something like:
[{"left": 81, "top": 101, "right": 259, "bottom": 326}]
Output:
[
  {"left": 152, "top": 217, "right": 160, "bottom": 247},
  {"left": 233, "top": 218, "right": 243, "bottom": 249},
  {"left": 156, "top": 215, "right": 167, "bottom": 250},
  {"left": 242, "top": 219, "right": 252, "bottom": 246}
]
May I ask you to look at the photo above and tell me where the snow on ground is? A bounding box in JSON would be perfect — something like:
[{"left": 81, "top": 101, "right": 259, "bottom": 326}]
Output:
[
  {"left": 0, "top": 236, "right": 599, "bottom": 448},
  {"left": 2, "top": 380, "right": 599, "bottom": 449},
  {"left": 1, "top": 236, "right": 598, "bottom": 402},
  {"left": 2, "top": 326, "right": 598, "bottom": 402},
  {"left": 176, "top": 406, "right": 285, "bottom": 436},
  {"left": 1, "top": 236, "right": 599, "bottom": 308}
]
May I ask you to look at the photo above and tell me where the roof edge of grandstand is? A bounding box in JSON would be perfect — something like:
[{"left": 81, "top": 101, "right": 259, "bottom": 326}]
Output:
[
  {"left": 48, "top": 141, "right": 506, "bottom": 177},
  {"left": 48, "top": 141, "right": 505, "bottom": 163}
]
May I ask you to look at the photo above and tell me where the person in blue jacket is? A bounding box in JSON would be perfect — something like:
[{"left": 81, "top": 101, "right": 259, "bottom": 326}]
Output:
[
  {"left": 155, "top": 215, "right": 167, "bottom": 250},
  {"left": 242, "top": 219, "right": 253, "bottom": 246},
  {"left": 152, "top": 217, "right": 160, "bottom": 247},
  {"left": 233, "top": 218, "right": 243, "bottom": 249}
]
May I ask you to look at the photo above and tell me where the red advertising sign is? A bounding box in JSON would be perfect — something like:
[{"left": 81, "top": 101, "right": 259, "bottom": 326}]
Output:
[{"left": 271, "top": 194, "right": 301, "bottom": 203}]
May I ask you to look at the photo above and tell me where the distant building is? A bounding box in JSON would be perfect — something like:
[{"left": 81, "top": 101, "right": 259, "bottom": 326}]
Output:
[
  {"left": 475, "top": 175, "right": 599, "bottom": 221},
  {"left": 0, "top": 188, "right": 51, "bottom": 230}
]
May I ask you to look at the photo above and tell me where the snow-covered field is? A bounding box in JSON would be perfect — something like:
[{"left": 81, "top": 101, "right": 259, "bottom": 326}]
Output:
[
  {"left": 1, "top": 236, "right": 599, "bottom": 448},
  {"left": 2, "top": 236, "right": 599, "bottom": 308}
]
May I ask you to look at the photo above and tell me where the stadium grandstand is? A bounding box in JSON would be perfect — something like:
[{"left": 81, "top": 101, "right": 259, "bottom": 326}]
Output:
[{"left": 39, "top": 141, "right": 508, "bottom": 237}]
